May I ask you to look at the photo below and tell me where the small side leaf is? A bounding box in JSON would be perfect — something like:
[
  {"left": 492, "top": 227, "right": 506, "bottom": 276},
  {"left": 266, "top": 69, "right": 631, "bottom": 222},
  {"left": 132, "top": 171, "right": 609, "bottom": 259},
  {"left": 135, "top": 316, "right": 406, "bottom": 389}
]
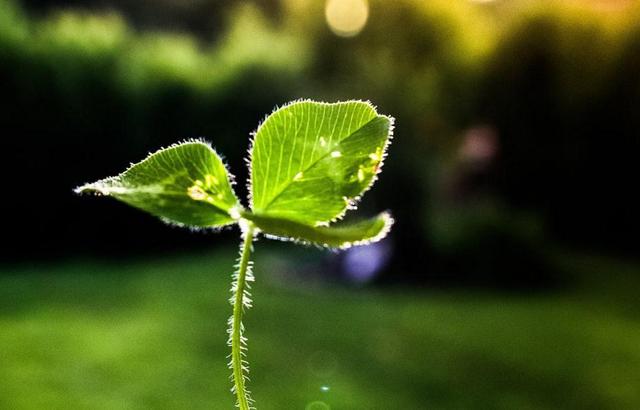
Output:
[
  {"left": 75, "top": 140, "right": 242, "bottom": 228},
  {"left": 243, "top": 211, "right": 393, "bottom": 249}
]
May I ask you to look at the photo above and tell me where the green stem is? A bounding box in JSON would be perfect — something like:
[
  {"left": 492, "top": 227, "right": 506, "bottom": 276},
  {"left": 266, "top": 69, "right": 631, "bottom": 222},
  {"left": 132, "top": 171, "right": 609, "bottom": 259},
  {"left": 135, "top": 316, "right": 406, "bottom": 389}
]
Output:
[{"left": 230, "top": 222, "right": 255, "bottom": 410}]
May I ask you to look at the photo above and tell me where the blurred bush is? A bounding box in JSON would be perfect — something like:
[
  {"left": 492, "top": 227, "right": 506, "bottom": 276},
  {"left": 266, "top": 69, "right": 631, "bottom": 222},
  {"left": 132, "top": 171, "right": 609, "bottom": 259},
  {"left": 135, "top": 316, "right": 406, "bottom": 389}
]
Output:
[
  {"left": 478, "top": 3, "right": 639, "bottom": 256},
  {"left": 0, "top": 0, "right": 307, "bottom": 261},
  {"left": 1, "top": 0, "right": 637, "bottom": 284}
]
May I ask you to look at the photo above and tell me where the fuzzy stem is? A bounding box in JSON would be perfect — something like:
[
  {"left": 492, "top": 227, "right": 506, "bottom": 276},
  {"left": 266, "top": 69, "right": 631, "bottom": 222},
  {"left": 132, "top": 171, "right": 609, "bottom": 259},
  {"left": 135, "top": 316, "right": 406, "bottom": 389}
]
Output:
[{"left": 230, "top": 222, "right": 256, "bottom": 410}]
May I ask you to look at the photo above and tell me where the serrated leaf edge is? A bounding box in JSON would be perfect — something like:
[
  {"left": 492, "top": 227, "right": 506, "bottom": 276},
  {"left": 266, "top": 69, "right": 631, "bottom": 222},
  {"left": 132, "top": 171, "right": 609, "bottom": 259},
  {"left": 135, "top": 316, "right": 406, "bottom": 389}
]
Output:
[{"left": 75, "top": 138, "right": 236, "bottom": 190}]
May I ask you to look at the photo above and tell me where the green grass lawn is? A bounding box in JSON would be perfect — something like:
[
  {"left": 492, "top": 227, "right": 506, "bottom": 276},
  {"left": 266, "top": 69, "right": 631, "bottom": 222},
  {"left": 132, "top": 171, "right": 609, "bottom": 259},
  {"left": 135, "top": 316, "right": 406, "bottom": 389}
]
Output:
[{"left": 0, "top": 249, "right": 638, "bottom": 409}]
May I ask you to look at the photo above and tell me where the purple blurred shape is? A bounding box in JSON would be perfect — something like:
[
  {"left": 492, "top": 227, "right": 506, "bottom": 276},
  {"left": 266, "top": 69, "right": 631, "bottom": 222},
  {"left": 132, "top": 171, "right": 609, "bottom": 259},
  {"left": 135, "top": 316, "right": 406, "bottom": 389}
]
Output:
[{"left": 342, "top": 241, "right": 392, "bottom": 283}]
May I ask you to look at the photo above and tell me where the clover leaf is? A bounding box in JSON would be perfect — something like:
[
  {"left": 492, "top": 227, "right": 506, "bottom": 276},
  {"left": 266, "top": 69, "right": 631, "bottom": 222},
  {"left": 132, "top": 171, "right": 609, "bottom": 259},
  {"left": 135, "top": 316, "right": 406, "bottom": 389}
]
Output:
[{"left": 76, "top": 100, "right": 395, "bottom": 409}]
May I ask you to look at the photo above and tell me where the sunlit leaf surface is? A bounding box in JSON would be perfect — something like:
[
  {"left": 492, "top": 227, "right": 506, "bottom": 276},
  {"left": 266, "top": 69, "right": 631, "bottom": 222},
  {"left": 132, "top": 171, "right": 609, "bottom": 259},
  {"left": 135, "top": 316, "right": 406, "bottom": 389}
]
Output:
[
  {"left": 244, "top": 211, "right": 393, "bottom": 249},
  {"left": 250, "top": 100, "right": 393, "bottom": 225},
  {"left": 75, "top": 141, "right": 241, "bottom": 228}
]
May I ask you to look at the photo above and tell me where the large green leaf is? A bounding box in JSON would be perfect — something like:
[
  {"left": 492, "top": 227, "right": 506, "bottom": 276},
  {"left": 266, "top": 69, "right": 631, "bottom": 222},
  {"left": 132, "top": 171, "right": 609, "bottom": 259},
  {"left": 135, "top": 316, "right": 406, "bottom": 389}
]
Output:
[
  {"left": 75, "top": 140, "right": 241, "bottom": 228},
  {"left": 250, "top": 100, "right": 393, "bottom": 225},
  {"left": 243, "top": 211, "right": 393, "bottom": 249}
]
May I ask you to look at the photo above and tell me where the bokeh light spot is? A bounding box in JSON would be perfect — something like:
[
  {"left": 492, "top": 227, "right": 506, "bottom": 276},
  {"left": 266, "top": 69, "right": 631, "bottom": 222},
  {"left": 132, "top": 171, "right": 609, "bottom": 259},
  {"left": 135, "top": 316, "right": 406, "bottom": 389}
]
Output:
[
  {"left": 306, "top": 401, "right": 331, "bottom": 410},
  {"left": 325, "top": 0, "right": 369, "bottom": 38},
  {"left": 342, "top": 241, "right": 391, "bottom": 283}
]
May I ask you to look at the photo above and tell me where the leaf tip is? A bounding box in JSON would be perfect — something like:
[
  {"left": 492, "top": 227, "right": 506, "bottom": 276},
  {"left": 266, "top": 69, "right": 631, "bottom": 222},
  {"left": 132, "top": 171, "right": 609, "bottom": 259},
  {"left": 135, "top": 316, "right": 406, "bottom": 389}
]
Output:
[
  {"left": 339, "top": 211, "right": 394, "bottom": 249},
  {"left": 73, "top": 181, "right": 104, "bottom": 196}
]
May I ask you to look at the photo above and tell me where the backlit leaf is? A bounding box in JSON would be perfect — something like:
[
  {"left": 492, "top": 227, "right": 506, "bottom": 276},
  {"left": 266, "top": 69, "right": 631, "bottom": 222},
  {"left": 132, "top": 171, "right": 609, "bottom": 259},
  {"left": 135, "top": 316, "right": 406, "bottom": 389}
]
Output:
[
  {"left": 244, "top": 211, "right": 393, "bottom": 249},
  {"left": 75, "top": 140, "right": 242, "bottom": 228},
  {"left": 250, "top": 100, "right": 393, "bottom": 225}
]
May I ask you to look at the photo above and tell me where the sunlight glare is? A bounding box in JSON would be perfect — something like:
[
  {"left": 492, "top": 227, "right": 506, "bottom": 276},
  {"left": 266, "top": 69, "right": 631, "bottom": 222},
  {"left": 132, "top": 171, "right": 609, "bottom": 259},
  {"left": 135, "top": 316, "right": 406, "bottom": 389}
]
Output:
[{"left": 325, "top": 0, "right": 369, "bottom": 37}]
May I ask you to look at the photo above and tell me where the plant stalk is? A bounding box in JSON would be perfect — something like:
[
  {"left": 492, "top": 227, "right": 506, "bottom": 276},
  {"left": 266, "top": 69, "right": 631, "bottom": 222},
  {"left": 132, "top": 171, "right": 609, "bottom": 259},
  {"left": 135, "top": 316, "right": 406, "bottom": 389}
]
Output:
[{"left": 230, "top": 221, "right": 256, "bottom": 410}]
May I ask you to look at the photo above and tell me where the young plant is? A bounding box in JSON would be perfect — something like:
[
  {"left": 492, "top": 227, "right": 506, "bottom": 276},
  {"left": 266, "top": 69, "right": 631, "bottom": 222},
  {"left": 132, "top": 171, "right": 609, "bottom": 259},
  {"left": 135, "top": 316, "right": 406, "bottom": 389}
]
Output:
[{"left": 75, "top": 100, "right": 394, "bottom": 409}]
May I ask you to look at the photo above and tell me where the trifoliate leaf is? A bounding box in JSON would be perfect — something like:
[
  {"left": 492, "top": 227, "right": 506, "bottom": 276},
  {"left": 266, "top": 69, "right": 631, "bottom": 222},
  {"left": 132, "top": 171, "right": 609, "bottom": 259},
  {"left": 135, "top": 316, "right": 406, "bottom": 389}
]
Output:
[
  {"left": 243, "top": 211, "right": 393, "bottom": 249},
  {"left": 75, "top": 141, "right": 242, "bottom": 228},
  {"left": 250, "top": 100, "right": 393, "bottom": 225}
]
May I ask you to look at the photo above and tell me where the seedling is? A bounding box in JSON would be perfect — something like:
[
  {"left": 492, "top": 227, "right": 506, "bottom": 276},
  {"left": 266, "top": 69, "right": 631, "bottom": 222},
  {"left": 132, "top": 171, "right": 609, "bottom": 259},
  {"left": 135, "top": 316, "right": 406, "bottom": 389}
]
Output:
[{"left": 76, "top": 100, "right": 394, "bottom": 409}]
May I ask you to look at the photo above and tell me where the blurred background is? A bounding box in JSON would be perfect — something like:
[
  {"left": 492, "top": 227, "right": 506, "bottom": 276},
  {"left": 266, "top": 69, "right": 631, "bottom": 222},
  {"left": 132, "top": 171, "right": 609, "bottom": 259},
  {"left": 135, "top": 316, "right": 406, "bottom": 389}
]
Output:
[{"left": 0, "top": 0, "right": 639, "bottom": 408}]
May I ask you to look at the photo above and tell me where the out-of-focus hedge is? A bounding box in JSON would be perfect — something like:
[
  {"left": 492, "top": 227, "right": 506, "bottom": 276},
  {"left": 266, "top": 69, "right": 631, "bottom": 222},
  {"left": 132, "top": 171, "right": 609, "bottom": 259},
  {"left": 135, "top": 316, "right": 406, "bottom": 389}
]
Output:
[
  {"left": 0, "top": 0, "right": 308, "bottom": 261},
  {"left": 279, "top": 0, "right": 640, "bottom": 278},
  {"left": 277, "top": 0, "right": 640, "bottom": 282},
  {"left": 2, "top": 0, "right": 638, "bottom": 283}
]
